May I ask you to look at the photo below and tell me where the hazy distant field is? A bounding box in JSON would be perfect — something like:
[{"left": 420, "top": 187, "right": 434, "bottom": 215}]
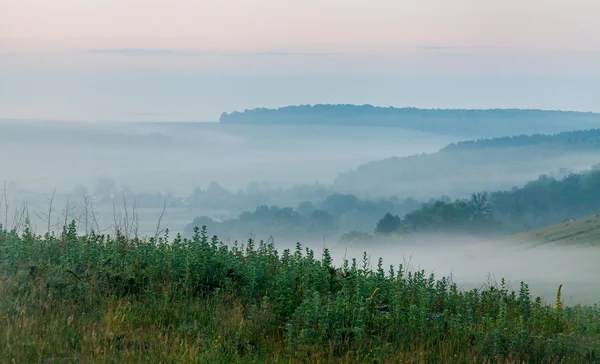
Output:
[
  {"left": 0, "top": 120, "right": 456, "bottom": 195},
  {"left": 0, "top": 120, "right": 456, "bottom": 236}
]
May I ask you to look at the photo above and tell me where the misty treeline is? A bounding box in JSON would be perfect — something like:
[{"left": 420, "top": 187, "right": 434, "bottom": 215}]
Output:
[
  {"left": 69, "top": 177, "right": 335, "bottom": 216},
  {"left": 3, "top": 175, "right": 420, "bottom": 240},
  {"left": 8, "top": 163, "right": 600, "bottom": 244},
  {"left": 183, "top": 165, "right": 600, "bottom": 243},
  {"left": 372, "top": 192, "right": 496, "bottom": 236},
  {"left": 334, "top": 128, "right": 600, "bottom": 199},
  {"left": 371, "top": 166, "right": 600, "bottom": 237},
  {"left": 9, "top": 126, "right": 600, "bottom": 241},
  {"left": 442, "top": 128, "right": 600, "bottom": 152},
  {"left": 219, "top": 104, "right": 600, "bottom": 137},
  {"left": 184, "top": 193, "right": 421, "bottom": 241}
]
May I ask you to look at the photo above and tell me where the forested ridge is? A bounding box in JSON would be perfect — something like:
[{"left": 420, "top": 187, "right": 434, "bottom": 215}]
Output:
[
  {"left": 220, "top": 104, "right": 600, "bottom": 137},
  {"left": 442, "top": 128, "right": 600, "bottom": 151},
  {"left": 334, "top": 128, "right": 600, "bottom": 199}
]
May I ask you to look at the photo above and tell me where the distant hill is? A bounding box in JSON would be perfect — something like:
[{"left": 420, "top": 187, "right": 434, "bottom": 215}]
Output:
[
  {"left": 442, "top": 128, "right": 600, "bottom": 151},
  {"left": 334, "top": 128, "right": 600, "bottom": 199},
  {"left": 219, "top": 104, "right": 600, "bottom": 137}
]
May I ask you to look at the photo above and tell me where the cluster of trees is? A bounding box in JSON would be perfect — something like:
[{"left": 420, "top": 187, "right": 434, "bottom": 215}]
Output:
[
  {"left": 186, "top": 205, "right": 338, "bottom": 241},
  {"left": 490, "top": 169, "right": 600, "bottom": 232},
  {"left": 184, "top": 181, "right": 335, "bottom": 214},
  {"left": 372, "top": 167, "right": 600, "bottom": 237},
  {"left": 184, "top": 193, "right": 421, "bottom": 241},
  {"left": 181, "top": 166, "right": 600, "bottom": 242},
  {"left": 372, "top": 192, "right": 497, "bottom": 236},
  {"left": 79, "top": 156, "right": 600, "bottom": 243},
  {"left": 219, "top": 104, "right": 600, "bottom": 137}
]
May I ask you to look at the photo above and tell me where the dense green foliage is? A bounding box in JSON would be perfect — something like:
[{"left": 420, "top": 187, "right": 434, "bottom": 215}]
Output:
[
  {"left": 185, "top": 194, "right": 420, "bottom": 241},
  {"left": 219, "top": 104, "right": 600, "bottom": 137},
  {"left": 374, "top": 168, "right": 600, "bottom": 236},
  {"left": 1, "top": 223, "right": 600, "bottom": 362},
  {"left": 374, "top": 193, "right": 497, "bottom": 236},
  {"left": 490, "top": 169, "right": 600, "bottom": 232}
]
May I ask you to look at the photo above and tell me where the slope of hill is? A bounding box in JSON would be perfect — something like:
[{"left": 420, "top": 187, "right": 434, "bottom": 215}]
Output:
[
  {"left": 219, "top": 104, "right": 600, "bottom": 138},
  {"left": 442, "top": 128, "right": 600, "bottom": 151},
  {"left": 506, "top": 214, "right": 600, "bottom": 247},
  {"left": 334, "top": 128, "right": 600, "bottom": 199}
]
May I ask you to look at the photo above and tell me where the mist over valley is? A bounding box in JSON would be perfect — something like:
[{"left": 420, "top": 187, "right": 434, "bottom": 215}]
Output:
[
  {"left": 4, "top": 109, "right": 600, "bottom": 307},
  {"left": 4, "top": 106, "right": 600, "bottom": 361}
]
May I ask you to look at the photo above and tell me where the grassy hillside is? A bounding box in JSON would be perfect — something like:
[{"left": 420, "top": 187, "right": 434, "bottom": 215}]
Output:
[
  {"left": 2, "top": 225, "right": 600, "bottom": 362},
  {"left": 507, "top": 214, "right": 600, "bottom": 247}
]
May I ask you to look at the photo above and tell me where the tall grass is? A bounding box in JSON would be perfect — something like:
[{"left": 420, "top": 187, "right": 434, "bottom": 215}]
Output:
[{"left": 1, "top": 221, "right": 600, "bottom": 363}]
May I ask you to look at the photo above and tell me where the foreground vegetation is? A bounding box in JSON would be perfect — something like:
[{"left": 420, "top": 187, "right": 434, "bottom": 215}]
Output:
[{"left": 1, "top": 223, "right": 600, "bottom": 363}]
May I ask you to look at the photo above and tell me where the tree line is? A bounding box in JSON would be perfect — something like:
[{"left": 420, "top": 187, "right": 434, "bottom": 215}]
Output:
[{"left": 372, "top": 167, "right": 600, "bottom": 237}]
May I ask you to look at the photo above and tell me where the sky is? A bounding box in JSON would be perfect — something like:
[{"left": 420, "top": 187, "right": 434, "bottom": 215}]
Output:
[{"left": 1, "top": 0, "right": 600, "bottom": 122}]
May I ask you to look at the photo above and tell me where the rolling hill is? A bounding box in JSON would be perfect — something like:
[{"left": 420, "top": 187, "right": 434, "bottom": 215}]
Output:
[
  {"left": 334, "top": 128, "right": 600, "bottom": 199},
  {"left": 219, "top": 104, "right": 600, "bottom": 138},
  {"left": 505, "top": 214, "right": 600, "bottom": 247}
]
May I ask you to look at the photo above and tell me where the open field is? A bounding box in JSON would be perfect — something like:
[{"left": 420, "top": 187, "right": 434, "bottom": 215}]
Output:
[{"left": 0, "top": 120, "right": 455, "bottom": 195}]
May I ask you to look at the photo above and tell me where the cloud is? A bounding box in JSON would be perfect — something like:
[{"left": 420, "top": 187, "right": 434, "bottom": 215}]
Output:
[
  {"left": 416, "top": 45, "right": 454, "bottom": 50},
  {"left": 438, "top": 52, "right": 472, "bottom": 58},
  {"left": 252, "top": 51, "right": 342, "bottom": 57},
  {"left": 253, "top": 51, "right": 293, "bottom": 56},
  {"left": 85, "top": 49, "right": 341, "bottom": 58},
  {"left": 414, "top": 45, "right": 472, "bottom": 57},
  {"left": 86, "top": 48, "right": 202, "bottom": 56}
]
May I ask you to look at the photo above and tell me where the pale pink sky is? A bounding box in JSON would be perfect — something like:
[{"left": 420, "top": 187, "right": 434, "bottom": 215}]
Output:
[
  {"left": 3, "top": 0, "right": 599, "bottom": 52},
  {"left": 1, "top": 0, "right": 600, "bottom": 121}
]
